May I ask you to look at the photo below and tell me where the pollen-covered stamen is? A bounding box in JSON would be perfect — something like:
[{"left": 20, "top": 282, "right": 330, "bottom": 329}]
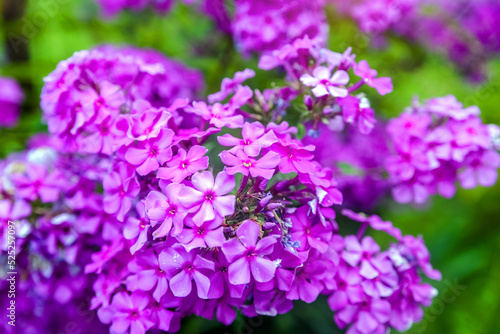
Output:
[
  {"left": 205, "top": 191, "right": 215, "bottom": 201},
  {"left": 168, "top": 206, "right": 177, "bottom": 216}
]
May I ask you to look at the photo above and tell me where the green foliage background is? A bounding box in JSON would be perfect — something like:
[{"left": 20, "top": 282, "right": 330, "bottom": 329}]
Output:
[{"left": 1, "top": 1, "right": 499, "bottom": 333}]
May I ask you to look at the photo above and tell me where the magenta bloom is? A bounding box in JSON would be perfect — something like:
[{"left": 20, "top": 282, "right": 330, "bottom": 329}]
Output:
[
  {"left": 157, "top": 145, "right": 209, "bottom": 183},
  {"left": 208, "top": 68, "right": 256, "bottom": 103},
  {"left": 0, "top": 199, "right": 31, "bottom": 250},
  {"left": 427, "top": 95, "right": 480, "bottom": 120},
  {"left": 178, "top": 171, "right": 236, "bottom": 225},
  {"left": 124, "top": 201, "right": 151, "bottom": 254},
  {"left": 144, "top": 182, "right": 186, "bottom": 238},
  {"left": 387, "top": 112, "right": 432, "bottom": 143},
  {"left": 459, "top": 150, "right": 500, "bottom": 188},
  {"left": 270, "top": 141, "right": 315, "bottom": 174},
  {"left": 0, "top": 77, "right": 24, "bottom": 128},
  {"left": 77, "top": 115, "right": 125, "bottom": 155},
  {"left": 220, "top": 150, "right": 280, "bottom": 179},
  {"left": 290, "top": 206, "right": 333, "bottom": 253},
  {"left": 176, "top": 218, "right": 225, "bottom": 251},
  {"left": 286, "top": 259, "right": 327, "bottom": 303},
  {"left": 354, "top": 60, "right": 393, "bottom": 95},
  {"left": 125, "top": 128, "right": 174, "bottom": 176},
  {"left": 338, "top": 96, "right": 376, "bottom": 135},
  {"left": 300, "top": 66, "right": 350, "bottom": 97},
  {"left": 327, "top": 265, "right": 364, "bottom": 311},
  {"left": 159, "top": 246, "right": 214, "bottom": 298},
  {"left": 103, "top": 163, "right": 141, "bottom": 221},
  {"left": 98, "top": 291, "right": 154, "bottom": 334},
  {"left": 271, "top": 245, "right": 302, "bottom": 292},
  {"left": 207, "top": 251, "right": 246, "bottom": 299},
  {"left": 222, "top": 220, "right": 277, "bottom": 285},
  {"left": 126, "top": 250, "right": 169, "bottom": 302},
  {"left": 189, "top": 101, "right": 244, "bottom": 129},
  {"left": 334, "top": 297, "right": 391, "bottom": 334},
  {"left": 341, "top": 209, "right": 402, "bottom": 240},
  {"left": 218, "top": 122, "right": 278, "bottom": 157},
  {"left": 85, "top": 238, "right": 124, "bottom": 274},
  {"left": 342, "top": 236, "right": 391, "bottom": 280},
  {"left": 12, "top": 164, "right": 60, "bottom": 203},
  {"left": 128, "top": 102, "right": 172, "bottom": 141},
  {"left": 90, "top": 274, "right": 121, "bottom": 310}
]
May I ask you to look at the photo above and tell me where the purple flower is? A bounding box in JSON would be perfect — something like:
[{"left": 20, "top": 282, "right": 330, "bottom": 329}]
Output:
[
  {"left": 85, "top": 238, "right": 124, "bottom": 274},
  {"left": 220, "top": 150, "right": 280, "bottom": 179},
  {"left": 328, "top": 265, "right": 364, "bottom": 311},
  {"left": 98, "top": 291, "right": 154, "bottom": 334},
  {"left": 0, "top": 77, "right": 24, "bottom": 128},
  {"left": 207, "top": 251, "right": 246, "bottom": 299},
  {"left": 217, "top": 122, "right": 278, "bottom": 157},
  {"left": 188, "top": 101, "right": 244, "bottom": 129},
  {"left": 178, "top": 171, "right": 236, "bottom": 225},
  {"left": 157, "top": 145, "right": 209, "bottom": 183},
  {"left": 127, "top": 102, "right": 172, "bottom": 141},
  {"left": 393, "top": 235, "right": 442, "bottom": 280},
  {"left": 450, "top": 117, "right": 492, "bottom": 149},
  {"left": 342, "top": 236, "right": 391, "bottom": 279},
  {"left": 126, "top": 250, "right": 169, "bottom": 302},
  {"left": 124, "top": 201, "right": 151, "bottom": 254},
  {"left": 232, "top": 0, "right": 328, "bottom": 55},
  {"left": 290, "top": 206, "right": 333, "bottom": 253},
  {"left": 159, "top": 246, "right": 215, "bottom": 298},
  {"left": 176, "top": 218, "right": 225, "bottom": 251},
  {"left": 12, "top": 164, "right": 60, "bottom": 203},
  {"left": 125, "top": 128, "right": 174, "bottom": 176},
  {"left": 286, "top": 255, "right": 328, "bottom": 303},
  {"left": 427, "top": 95, "right": 480, "bottom": 120},
  {"left": 269, "top": 140, "right": 315, "bottom": 174},
  {"left": 459, "top": 150, "right": 500, "bottom": 188},
  {"left": 387, "top": 112, "right": 432, "bottom": 143},
  {"left": 334, "top": 297, "right": 391, "bottom": 334},
  {"left": 0, "top": 199, "right": 31, "bottom": 250},
  {"left": 103, "top": 163, "right": 141, "bottom": 221},
  {"left": 353, "top": 60, "right": 393, "bottom": 95},
  {"left": 222, "top": 220, "right": 277, "bottom": 285},
  {"left": 208, "top": 69, "right": 256, "bottom": 103},
  {"left": 271, "top": 245, "right": 302, "bottom": 292},
  {"left": 338, "top": 96, "right": 376, "bottom": 135},
  {"left": 91, "top": 273, "right": 121, "bottom": 310},
  {"left": 300, "top": 66, "right": 350, "bottom": 97},
  {"left": 341, "top": 209, "right": 402, "bottom": 240},
  {"left": 144, "top": 182, "right": 186, "bottom": 238}
]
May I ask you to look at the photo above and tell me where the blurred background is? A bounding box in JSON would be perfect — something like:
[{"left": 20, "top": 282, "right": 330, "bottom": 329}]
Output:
[{"left": 1, "top": 0, "right": 499, "bottom": 333}]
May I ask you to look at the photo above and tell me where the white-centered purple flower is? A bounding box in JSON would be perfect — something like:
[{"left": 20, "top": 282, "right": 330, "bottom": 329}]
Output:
[
  {"left": 300, "top": 66, "right": 350, "bottom": 97},
  {"left": 222, "top": 220, "right": 277, "bottom": 285},
  {"left": 178, "top": 171, "right": 236, "bottom": 225}
]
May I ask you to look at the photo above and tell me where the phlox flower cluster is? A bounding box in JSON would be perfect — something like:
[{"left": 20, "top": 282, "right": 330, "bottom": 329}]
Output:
[
  {"left": 329, "top": 0, "right": 500, "bottom": 80},
  {"left": 303, "top": 122, "right": 391, "bottom": 211},
  {"left": 0, "top": 37, "right": 446, "bottom": 334},
  {"left": 41, "top": 45, "right": 203, "bottom": 155},
  {"left": 94, "top": 0, "right": 500, "bottom": 80},
  {"left": 386, "top": 96, "right": 500, "bottom": 204},
  {"left": 0, "top": 76, "right": 24, "bottom": 128},
  {"left": 231, "top": 0, "right": 329, "bottom": 55},
  {"left": 258, "top": 36, "right": 392, "bottom": 136},
  {"left": 0, "top": 135, "right": 113, "bottom": 333}
]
